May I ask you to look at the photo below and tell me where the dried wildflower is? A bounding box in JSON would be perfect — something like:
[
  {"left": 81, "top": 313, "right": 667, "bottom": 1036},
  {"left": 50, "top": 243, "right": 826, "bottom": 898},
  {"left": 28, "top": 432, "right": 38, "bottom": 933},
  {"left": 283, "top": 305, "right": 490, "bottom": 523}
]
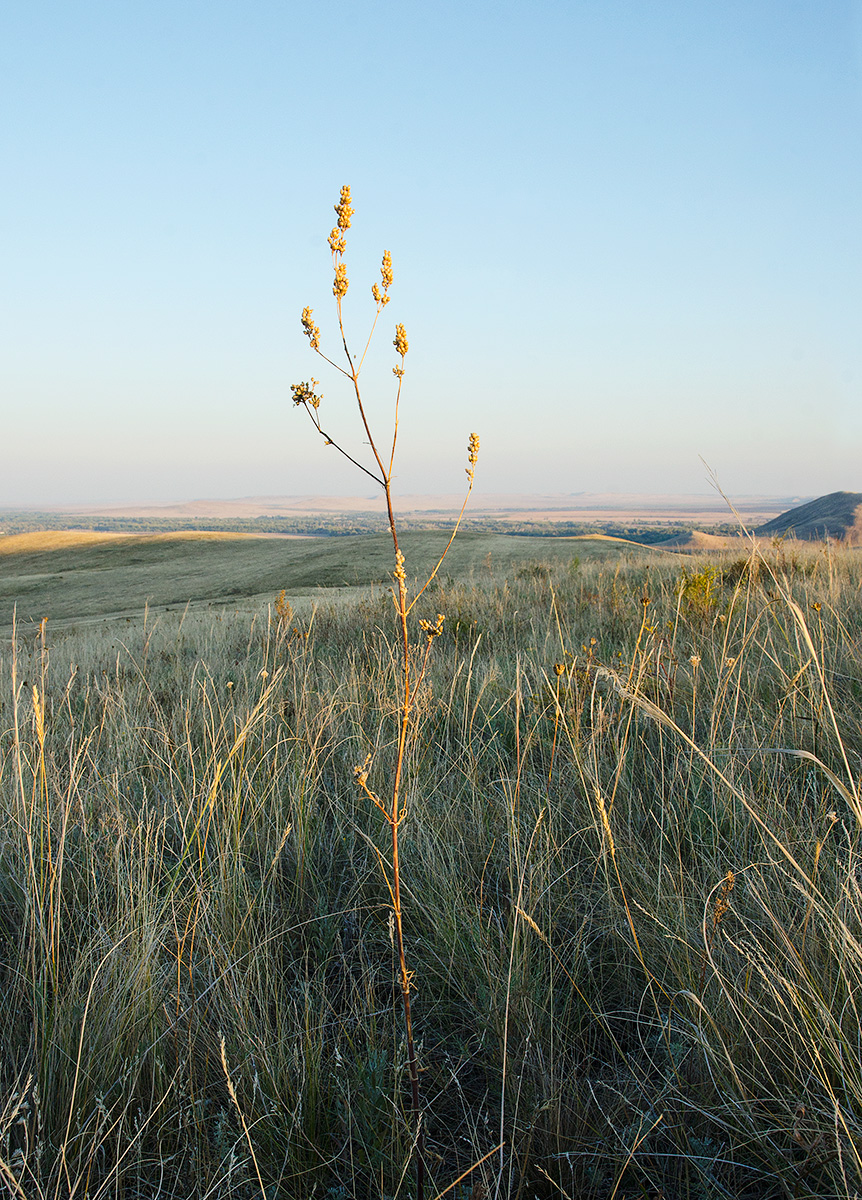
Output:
[
  {"left": 381, "top": 250, "right": 393, "bottom": 290},
  {"left": 32, "top": 686, "right": 44, "bottom": 741},
  {"left": 689, "top": 654, "right": 701, "bottom": 669},
  {"left": 334, "top": 184, "right": 354, "bottom": 231},
  {"left": 354, "top": 752, "right": 373, "bottom": 788},
  {"left": 328, "top": 227, "right": 346, "bottom": 255},
  {"left": 713, "top": 871, "right": 734, "bottom": 927},
  {"left": 392, "top": 366, "right": 405, "bottom": 378},
  {"left": 553, "top": 662, "right": 566, "bottom": 677},
  {"left": 393, "top": 549, "right": 406, "bottom": 582},
  {"left": 419, "top": 613, "right": 445, "bottom": 641},
  {"left": 465, "top": 431, "right": 480, "bottom": 482},
  {"left": 372, "top": 279, "right": 392, "bottom": 306},
  {"left": 301, "top": 306, "right": 320, "bottom": 350},
  {"left": 333, "top": 262, "right": 349, "bottom": 299},
  {"left": 811, "top": 601, "right": 822, "bottom": 612},
  {"left": 291, "top": 379, "right": 322, "bottom": 409},
  {"left": 393, "top": 323, "right": 408, "bottom": 357}
]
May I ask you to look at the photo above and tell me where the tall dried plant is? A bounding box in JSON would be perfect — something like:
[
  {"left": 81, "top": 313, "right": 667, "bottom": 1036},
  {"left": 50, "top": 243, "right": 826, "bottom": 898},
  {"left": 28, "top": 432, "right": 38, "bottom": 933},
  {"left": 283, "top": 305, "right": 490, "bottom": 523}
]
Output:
[{"left": 292, "top": 185, "right": 479, "bottom": 1200}]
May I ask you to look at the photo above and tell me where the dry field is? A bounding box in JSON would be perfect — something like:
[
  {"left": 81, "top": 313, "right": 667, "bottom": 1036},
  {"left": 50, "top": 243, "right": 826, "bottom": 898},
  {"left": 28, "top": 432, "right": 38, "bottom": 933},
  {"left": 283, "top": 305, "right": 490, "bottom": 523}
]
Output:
[
  {"left": 0, "top": 529, "right": 629, "bottom": 629},
  {"left": 2, "top": 536, "right": 862, "bottom": 1198}
]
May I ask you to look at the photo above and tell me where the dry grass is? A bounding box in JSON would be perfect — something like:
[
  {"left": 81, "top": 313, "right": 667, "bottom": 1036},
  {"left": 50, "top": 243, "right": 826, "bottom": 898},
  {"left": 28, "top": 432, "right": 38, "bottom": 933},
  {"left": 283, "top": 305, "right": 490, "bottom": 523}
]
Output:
[
  {"left": 0, "top": 528, "right": 628, "bottom": 628},
  {"left": 1, "top": 540, "right": 861, "bottom": 1197}
]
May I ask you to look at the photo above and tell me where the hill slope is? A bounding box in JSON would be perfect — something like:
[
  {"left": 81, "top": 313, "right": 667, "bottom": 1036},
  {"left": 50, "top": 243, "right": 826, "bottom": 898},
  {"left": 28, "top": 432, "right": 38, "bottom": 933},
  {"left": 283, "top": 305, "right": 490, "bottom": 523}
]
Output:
[
  {"left": 755, "top": 492, "right": 862, "bottom": 543},
  {"left": 0, "top": 530, "right": 631, "bottom": 627}
]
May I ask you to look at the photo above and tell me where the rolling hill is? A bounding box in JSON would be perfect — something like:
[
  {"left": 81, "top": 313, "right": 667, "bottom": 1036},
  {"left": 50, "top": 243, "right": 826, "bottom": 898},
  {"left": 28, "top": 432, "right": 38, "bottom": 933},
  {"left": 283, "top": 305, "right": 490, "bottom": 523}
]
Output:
[
  {"left": 0, "top": 529, "right": 632, "bottom": 628},
  {"left": 755, "top": 491, "right": 862, "bottom": 543}
]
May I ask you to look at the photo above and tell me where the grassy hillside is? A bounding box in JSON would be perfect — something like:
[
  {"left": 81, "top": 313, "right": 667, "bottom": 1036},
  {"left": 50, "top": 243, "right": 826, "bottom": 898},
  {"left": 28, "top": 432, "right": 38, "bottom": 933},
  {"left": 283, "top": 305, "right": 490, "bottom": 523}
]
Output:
[
  {"left": 756, "top": 491, "right": 862, "bottom": 542},
  {"left": 0, "top": 528, "right": 635, "bottom": 626},
  {"left": 2, "top": 539, "right": 862, "bottom": 1197}
]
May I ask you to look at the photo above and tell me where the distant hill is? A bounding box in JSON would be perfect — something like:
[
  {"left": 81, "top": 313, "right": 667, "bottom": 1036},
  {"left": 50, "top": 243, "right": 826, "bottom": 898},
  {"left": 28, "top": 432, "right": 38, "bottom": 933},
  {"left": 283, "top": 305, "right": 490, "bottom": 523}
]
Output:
[
  {"left": 655, "top": 530, "right": 747, "bottom": 550},
  {"left": 755, "top": 492, "right": 862, "bottom": 543}
]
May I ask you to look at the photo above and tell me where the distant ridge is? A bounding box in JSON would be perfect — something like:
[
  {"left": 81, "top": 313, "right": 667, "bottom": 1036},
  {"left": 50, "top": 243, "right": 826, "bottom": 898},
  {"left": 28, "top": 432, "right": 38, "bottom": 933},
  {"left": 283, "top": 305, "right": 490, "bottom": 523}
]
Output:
[{"left": 755, "top": 492, "right": 862, "bottom": 543}]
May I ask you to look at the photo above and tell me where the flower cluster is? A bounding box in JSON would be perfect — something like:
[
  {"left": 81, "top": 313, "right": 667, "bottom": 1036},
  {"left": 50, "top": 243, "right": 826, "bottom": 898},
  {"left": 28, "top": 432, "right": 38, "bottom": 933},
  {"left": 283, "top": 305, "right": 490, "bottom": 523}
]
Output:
[
  {"left": 354, "top": 752, "right": 373, "bottom": 789},
  {"left": 419, "top": 613, "right": 445, "bottom": 642},
  {"left": 333, "top": 262, "right": 349, "bottom": 299},
  {"left": 334, "top": 184, "right": 354, "bottom": 231},
  {"left": 301, "top": 306, "right": 320, "bottom": 351},
  {"left": 291, "top": 379, "right": 322, "bottom": 409},
  {"left": 393, "top": 323, "right": 408, "bottom": 357},
  {"left": 466, "top": 432, "right": 480, "bottom": 482},
  {"left": 713, "top": 871, "right": 734, "bottom": 927},
  {"left": 372, "top": 250, "right": 394, "bottom": 307}
]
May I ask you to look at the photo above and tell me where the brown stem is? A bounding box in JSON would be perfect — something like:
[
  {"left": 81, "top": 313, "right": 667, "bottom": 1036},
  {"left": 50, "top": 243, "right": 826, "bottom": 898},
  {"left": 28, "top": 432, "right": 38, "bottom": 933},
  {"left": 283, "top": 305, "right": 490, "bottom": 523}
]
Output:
[
  {"left": 300, "top": 402, "right": 384, "bottom": 485},
  {"left": 324, "top": 239, "right": 427, "bottom": 1199},
  {"left": 384, "top": 476, "right": 425, "bottom": 1200}
]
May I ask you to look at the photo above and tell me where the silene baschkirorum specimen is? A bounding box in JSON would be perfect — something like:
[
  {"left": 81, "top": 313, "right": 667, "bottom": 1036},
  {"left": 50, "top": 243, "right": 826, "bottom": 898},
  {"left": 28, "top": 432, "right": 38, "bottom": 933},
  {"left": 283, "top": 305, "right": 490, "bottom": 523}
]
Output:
[{"left": 291, "top": 185, "right": 478, "bottom": 1200}]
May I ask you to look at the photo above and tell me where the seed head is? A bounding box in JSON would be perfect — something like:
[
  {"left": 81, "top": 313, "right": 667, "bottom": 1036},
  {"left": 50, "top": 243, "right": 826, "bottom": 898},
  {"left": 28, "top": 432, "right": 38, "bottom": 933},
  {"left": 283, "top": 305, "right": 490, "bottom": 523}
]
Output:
[
  {"left": 291, "top": 379, "right": 322, "bottom": 409},
  {"left": 372, "top": 254, "right": 393, "bottom": 308},
  {"left": 466, "top": 431, "right": 480, "bottom": 481},
  {"left": 393, "top": 323, "right": 408, "bottom": 357},
  {"left": 334, "top": 185, "right": 354, "bottom": 231},
  {"left": 713, "top": 871, "right": 734, "bottom": 927},
  {"left": 393, "top": 549, "right": 406, "bottom": 581},
  {"left": 301, "top": 306, "right": 320, "bottom": 351},
  {"left": 553, "top": 662, "right": 566, "bottom": 677},
  {"left": 354, "top": 752, "right": 373, "bottom": 789},
  {"left": 419, "top": 613, "right": 445, "bottom": 642},
  {"left": 328, "top": 227, "right": 346, "bottom": 255},
  {"left": 380, "top": 250, "right": 393, "bottom": 290},
  {"left": 333, "top": 262, "right": 349, "bottom": 299}
]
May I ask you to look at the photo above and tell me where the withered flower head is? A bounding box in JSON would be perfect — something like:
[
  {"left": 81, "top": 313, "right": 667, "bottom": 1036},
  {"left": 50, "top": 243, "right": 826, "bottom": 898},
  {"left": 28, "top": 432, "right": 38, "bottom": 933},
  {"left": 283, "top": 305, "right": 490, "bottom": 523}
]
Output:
[
  {"left": 333, "top": 262, "right": 349, "bottom": 299},
  {"left": 419, "top": 613, "right": 445, "bottom": 642},
  {"left": 334, "top": 185, "right": 354, "bottom": 231},
  {"left": 291, "top": 379, "right": 322, "bottom": 409},
  {"left": 328, "top": 227, "right": 346, "bottom": 255},
  {"left": 465, "top": 431, "right": 480, "bottom": 481},
  {"left": 380, "top": 250, "right": 393, "bottom": 290},
  {"left": 300, "top": 306, "right": 320, "bottom": 350},
  {"left": 393, "top": 323, "right": 408, "bottom": 357}
]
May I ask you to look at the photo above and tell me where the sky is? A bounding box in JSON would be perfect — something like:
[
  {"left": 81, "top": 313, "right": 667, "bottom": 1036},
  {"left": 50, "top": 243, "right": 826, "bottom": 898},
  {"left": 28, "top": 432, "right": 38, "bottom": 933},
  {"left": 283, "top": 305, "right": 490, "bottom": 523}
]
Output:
[{"left": 1, "top": 0, "right": 860, "bottom": 506}]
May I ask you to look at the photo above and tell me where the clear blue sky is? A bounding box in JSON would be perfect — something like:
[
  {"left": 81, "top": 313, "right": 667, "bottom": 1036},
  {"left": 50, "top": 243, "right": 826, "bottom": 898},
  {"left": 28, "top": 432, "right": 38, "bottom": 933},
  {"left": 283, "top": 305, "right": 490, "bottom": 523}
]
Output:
[{"left": 2, "top": 0, "right": 860, "bottom": 505}]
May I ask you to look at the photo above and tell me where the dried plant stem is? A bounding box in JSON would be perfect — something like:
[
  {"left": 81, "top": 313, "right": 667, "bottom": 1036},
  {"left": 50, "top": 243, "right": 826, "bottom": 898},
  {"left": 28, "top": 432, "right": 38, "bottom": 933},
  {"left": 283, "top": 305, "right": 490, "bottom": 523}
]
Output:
[{"left": 294, "top": 186, "right": 479, "bottom": 1200}]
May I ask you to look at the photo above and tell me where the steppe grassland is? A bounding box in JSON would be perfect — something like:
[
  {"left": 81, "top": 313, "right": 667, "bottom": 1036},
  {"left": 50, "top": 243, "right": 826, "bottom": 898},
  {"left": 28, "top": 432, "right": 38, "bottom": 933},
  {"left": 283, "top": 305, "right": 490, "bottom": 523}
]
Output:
[
  {"left": 0, "top": 528, "right": 622, "bottom": 627},
  {"left": 2, "top": 539, "right": 862, "bottom": 1198}
]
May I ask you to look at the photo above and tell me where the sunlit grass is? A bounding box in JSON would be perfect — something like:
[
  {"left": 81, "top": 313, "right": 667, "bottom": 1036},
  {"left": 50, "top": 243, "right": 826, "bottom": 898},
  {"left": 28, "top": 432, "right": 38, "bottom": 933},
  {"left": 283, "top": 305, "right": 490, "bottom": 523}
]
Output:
[{"left": 2, "top": 540, "right": 861, "bottom": 1197}]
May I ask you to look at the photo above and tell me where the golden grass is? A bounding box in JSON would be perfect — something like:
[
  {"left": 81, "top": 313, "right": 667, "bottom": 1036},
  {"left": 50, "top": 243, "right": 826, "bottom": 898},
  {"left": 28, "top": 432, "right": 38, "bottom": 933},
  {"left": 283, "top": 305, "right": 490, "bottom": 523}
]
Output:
[
  {"left": 0, "top": 529, "right": 133, "bottom": 554},
  {"left": 0, "top": 529, "right": 630, "bottom": 629}
]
